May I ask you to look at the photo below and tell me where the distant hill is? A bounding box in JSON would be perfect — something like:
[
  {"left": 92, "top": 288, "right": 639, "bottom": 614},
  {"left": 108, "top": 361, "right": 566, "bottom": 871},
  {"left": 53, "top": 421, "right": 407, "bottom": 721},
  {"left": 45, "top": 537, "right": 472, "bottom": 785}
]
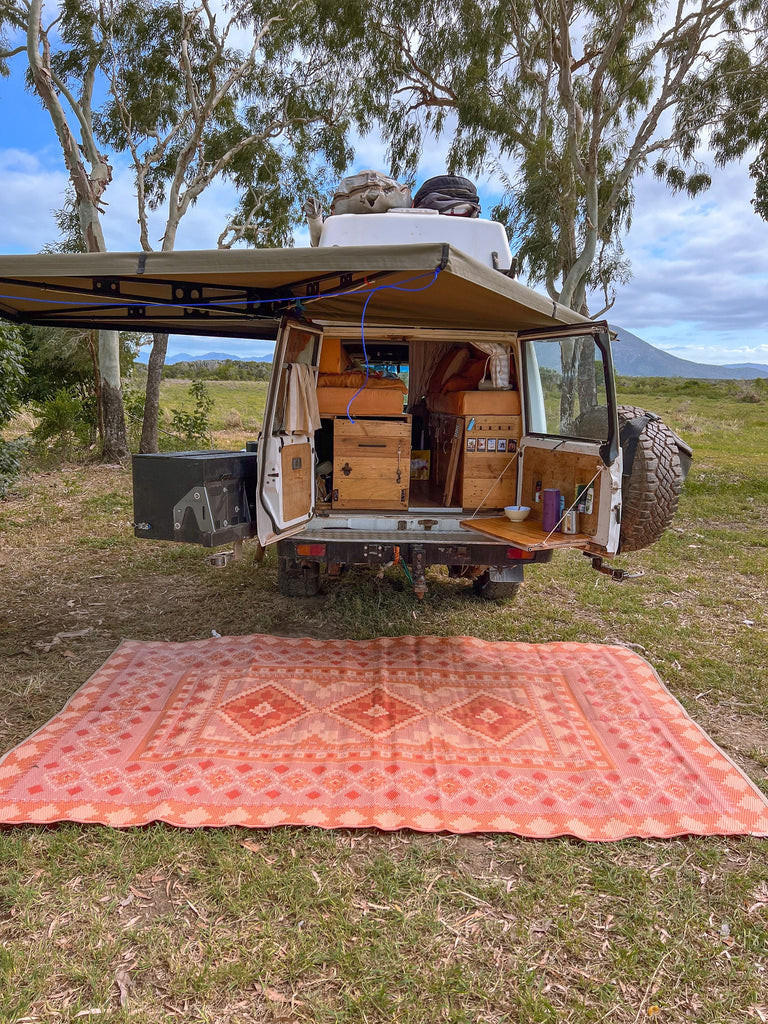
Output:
[
  {"left": 137, "top": 350, "right": 266, "bottom": 364},
  {"left": 137, "top": 332, "right": 768, "bottom": 379},
  {"left": 609, "top": 326, "right": 768, "bottom": 379}
]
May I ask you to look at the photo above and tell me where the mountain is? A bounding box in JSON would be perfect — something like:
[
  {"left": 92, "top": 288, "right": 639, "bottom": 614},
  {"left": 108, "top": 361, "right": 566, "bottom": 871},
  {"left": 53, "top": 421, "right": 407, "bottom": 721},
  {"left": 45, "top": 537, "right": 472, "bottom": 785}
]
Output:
[
  {"left": 722, "top": 362, "right": 768, "bottom": 374},
  {"left": 136, "top": 350, "right": 256, "bottom": 364},
  {"left": 609, "top": 326, "right": 768, "bottom": 379},
  {"left": 136, "top": 331, "right": 767, "bottom": 379}
]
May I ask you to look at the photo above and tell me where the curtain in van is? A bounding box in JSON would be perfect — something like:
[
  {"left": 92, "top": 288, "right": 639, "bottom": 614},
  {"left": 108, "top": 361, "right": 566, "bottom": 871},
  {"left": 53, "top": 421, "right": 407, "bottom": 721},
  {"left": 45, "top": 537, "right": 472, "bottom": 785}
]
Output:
[{"left": 408, "top": 342, "right": 451, "bottom": 407}]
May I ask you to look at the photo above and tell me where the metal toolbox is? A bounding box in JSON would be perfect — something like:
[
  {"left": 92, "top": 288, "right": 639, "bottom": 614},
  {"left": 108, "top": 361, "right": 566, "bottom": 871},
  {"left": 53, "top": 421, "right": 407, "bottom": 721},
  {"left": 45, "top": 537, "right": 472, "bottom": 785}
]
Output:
[{"left": 132, "top": 450, "right": 258, "bottom": 547}]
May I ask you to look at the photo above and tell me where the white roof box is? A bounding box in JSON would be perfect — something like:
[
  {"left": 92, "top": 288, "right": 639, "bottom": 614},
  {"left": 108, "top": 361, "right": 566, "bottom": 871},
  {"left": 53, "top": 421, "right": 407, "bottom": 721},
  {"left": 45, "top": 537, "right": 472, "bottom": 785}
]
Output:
[{"left": 318, "top": 208, "right": 513, "bottom": 271}]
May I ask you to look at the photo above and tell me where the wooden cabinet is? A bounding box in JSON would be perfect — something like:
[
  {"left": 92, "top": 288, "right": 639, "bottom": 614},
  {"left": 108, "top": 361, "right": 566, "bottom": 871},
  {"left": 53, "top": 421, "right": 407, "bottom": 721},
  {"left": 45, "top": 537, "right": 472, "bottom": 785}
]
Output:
[
  {"left": 431, "top": 413, "right": 522, "bottom": 510},
  {"left": 332, "top": 417, "right": 411, "bottom": 510}
]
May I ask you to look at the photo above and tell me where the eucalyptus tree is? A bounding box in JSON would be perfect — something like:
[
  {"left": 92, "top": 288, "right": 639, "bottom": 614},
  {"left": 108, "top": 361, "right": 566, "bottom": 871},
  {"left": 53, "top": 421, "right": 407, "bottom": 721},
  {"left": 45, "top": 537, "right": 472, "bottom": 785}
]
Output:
[
  {"left": 96, "top": 0, "right": 353, "bottom": 453},
  {"left": 0, "top": 0, "right": 128, "bottom": 459},
  {"left": 2, "top": 1, "right": 355, "bottom": 455},
  {"left": 673, "top": 1, "right": 768, "bottom": 221},
  {"left": 321, "top": 0, "right": 733, "bottom": 317}
]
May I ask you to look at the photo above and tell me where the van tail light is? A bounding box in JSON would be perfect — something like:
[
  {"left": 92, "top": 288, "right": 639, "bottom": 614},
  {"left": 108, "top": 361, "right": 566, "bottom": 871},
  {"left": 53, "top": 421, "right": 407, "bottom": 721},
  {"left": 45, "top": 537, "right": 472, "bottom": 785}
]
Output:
[
  {"left": 296, "top": 543, "right": 326, "bottom": 557},
  {"left": 507, "top": 547, "right": 533, "bottom": 560}
]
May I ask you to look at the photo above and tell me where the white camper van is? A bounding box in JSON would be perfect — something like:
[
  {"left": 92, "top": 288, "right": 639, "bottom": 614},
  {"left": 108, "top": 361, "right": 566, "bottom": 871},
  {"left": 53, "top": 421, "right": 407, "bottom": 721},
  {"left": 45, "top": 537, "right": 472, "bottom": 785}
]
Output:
[{"left": 0, "top": 175, "right": 690, "bottom": 600}]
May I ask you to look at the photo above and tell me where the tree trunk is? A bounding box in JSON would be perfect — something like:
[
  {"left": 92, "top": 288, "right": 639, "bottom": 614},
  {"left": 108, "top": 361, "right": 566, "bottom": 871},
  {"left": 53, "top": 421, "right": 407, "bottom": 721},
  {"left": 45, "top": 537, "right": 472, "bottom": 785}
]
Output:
[
  {"left": 99, "top": 329, "right": 128, "bottom": 460},
  {"left": 139, "top": 332, "right": 169, "bottom": 453},
  {"left": 576, "top": 338, "right": 598, "bottom": 415},
  {"left": 559, "top": 337, "right": 577, "bottom": 432},
  {"left": 86, "top": 330, "right": 105, "bottom": 443}
]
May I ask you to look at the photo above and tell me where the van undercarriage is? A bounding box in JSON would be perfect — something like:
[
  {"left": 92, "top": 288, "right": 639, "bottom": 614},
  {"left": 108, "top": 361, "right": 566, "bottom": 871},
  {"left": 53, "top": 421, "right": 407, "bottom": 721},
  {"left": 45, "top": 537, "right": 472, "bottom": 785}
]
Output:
[{"left": 276, "top": 509, "right": 554, "bottom": 599}]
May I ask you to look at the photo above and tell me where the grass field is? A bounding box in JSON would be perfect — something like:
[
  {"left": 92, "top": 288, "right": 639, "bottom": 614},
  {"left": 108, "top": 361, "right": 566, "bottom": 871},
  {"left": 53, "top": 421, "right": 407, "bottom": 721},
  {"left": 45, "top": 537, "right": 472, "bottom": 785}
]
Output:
[{"left": 0, "top": 377, "right": 766, "bottom": 1022}]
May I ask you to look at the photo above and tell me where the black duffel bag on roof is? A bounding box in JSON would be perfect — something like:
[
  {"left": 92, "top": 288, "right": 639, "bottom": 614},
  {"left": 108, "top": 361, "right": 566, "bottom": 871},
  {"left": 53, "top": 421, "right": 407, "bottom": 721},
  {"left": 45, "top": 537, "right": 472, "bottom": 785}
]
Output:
[{"left": 412, "top": 174, "right": 481, "bottom": 217}]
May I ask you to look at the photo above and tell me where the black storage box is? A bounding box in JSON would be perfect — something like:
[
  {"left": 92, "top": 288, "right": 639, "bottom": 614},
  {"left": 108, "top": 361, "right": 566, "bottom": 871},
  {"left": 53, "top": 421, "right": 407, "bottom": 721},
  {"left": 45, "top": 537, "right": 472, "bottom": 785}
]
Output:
[{"left": 133, "top": 450, "right": 258, "bottom": 547}]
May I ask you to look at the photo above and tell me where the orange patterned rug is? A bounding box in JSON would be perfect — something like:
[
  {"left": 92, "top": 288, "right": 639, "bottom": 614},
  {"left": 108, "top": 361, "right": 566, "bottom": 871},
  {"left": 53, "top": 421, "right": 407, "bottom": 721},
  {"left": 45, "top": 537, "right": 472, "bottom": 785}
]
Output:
[{"left": 1, "top": 635, "right": 767, "bottom": 840}]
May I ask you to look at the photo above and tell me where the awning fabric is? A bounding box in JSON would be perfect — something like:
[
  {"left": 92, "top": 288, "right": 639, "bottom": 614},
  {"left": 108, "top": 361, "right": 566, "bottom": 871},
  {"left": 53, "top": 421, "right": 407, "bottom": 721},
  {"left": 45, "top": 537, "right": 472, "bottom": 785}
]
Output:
[{"left": 0, "top": 243, "right": 587, "bottom": 339}]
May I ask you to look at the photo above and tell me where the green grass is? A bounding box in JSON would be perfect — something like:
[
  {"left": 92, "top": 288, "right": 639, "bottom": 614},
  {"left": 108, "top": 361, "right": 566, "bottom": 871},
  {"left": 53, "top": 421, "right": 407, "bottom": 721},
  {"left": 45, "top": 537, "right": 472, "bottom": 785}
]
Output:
[
  {"left": 159, "top": 378, "right": 268, "bottom": 434},
  {"left": 0, "top": 376, "right": 767, "bottom": 1022}
]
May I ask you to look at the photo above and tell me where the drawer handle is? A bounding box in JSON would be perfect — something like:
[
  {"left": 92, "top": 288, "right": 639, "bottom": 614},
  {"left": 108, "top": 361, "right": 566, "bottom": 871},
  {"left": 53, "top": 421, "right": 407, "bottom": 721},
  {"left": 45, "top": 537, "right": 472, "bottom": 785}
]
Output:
[{"left": 357, "top": 443, "right": 388, "bottom": 448}]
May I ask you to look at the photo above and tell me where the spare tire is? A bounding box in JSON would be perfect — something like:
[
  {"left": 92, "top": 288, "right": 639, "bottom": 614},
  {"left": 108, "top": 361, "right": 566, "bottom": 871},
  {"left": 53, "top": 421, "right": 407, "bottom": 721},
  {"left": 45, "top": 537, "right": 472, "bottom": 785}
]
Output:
[{"left": 617, "top": 404, "right": 688, "bottom": 552}]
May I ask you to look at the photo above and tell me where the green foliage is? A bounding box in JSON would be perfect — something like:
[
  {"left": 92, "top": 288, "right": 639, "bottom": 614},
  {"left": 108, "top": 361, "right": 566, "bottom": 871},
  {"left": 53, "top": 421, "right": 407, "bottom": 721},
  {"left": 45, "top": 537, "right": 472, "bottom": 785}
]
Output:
[
  {"left": 32, "top": 387, "right": 94, "bottom": 460},
  {"left": 122, "top": 381, "right": 147, "bottom": 451},
  {"left": 0, "top": 323, "right": 26, "bottom": 497},
  {"left": 0, "top": 323, "right": 24, "bottom": 424},
  {"left": 88, "top": 0, "right": 354, "bottom": 249},
  {"left": 161, "top": 360, "right": 272, "bottom": 381},
  {"left": 672, "top": 5, "right": 768, "bottom": 220},
  {"left": 0, "top": 437, "right": 26, "bottom": 499},
  {"left": 615, "top": 375, "right": 768, "bottom": 403},
  {"left": 169, "top": 379, "right": 214, "bottom": 447},
  {"left": 318, "top": 0, "right": 731, "bottom": 311},
  {"left": 17, "top": 325, "right": 141, "bottom": 406}
]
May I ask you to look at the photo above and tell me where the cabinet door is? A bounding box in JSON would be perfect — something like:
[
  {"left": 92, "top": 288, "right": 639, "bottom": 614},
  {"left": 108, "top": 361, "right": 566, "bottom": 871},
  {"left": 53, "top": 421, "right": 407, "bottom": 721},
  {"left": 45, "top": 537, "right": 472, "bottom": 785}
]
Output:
[{"left": 333, "top": 419, "right": 410, "bottom": 510}]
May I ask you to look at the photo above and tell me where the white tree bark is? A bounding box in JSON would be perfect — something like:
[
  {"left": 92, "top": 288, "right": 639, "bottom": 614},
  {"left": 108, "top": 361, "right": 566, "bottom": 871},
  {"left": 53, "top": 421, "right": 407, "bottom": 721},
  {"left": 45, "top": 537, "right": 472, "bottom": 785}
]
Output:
[{"left": 14, "top": 0, "right": 128, "bottom": 459}]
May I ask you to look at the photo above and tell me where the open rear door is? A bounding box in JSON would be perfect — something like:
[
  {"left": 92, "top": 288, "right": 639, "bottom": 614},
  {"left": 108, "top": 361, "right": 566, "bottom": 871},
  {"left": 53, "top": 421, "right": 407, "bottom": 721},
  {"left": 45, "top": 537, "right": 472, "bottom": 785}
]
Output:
[
  {"left": 517, "top": 321, "right": 621, "bottom": 554},
  {"left": 461, "top": 322, "right": 622, "bottom": 556},
  {"left": 256, "top": 319, "right": 322, "bottom": 546}
]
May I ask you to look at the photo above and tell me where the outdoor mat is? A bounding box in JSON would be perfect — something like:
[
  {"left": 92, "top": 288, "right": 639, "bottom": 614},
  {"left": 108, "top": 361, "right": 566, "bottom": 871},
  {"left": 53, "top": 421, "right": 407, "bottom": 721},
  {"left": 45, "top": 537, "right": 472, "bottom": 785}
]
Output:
[{"left": 1, "top": 634, "right": 767, "bottom": 840}]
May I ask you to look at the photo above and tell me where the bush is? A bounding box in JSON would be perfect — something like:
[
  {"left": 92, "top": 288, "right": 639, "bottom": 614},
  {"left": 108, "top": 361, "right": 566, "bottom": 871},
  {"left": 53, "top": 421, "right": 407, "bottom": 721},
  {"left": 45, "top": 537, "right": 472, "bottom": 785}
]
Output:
[
  {"left": 0, "top": 438, "right": 26, "bottom": 499},
  {"left": 32, "top": 388, "right": 93, "bottom": 460},
  {"left": 123, "top": 382, "right": 147, "bottom": 451},
  {"left": 0, "top": 323, "right": 26, "bottom": 496},
  {"left": 169, "top": 379, "right": 213, "bottom": 447}
]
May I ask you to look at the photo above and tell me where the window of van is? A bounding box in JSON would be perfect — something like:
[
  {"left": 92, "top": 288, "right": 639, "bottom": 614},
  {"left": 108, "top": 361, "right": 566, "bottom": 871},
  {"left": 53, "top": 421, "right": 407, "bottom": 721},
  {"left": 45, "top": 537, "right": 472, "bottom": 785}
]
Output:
[{"left": 522, "top": 335, "right": 611, "bottom": 442}]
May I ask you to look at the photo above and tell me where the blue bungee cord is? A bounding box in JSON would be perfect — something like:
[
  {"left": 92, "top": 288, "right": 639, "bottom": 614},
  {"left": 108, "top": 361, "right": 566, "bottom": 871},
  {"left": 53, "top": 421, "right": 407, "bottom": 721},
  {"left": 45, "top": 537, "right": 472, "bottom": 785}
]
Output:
[
  {"left": 345, "top": 267, "right": 442, "bottom": 423},
  {"left": 1, "top": 263, "right": 444, "bottom": 425}
]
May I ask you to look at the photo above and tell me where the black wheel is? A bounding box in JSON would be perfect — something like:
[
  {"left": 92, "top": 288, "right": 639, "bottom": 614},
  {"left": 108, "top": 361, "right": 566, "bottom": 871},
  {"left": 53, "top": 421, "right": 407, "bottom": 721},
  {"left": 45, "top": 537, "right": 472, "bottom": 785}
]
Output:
[
  {"left": 277, "top": 557, "right": 321, "bottom": 598},
  {"left": 617, "top": 404, "right": 685, "bottom": 552},
  {"left": 472, "top": 571, "right": 521, "bottom": 603}
]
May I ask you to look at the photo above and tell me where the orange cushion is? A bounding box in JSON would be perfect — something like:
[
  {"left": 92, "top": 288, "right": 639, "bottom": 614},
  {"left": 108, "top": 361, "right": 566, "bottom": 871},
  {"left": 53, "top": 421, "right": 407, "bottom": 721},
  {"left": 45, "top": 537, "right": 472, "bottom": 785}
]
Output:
[
  {"left": 442, "top": 358, "right": 488, "bottom": 392},
  {"left": 428, "top": 347, "right": 470, "bottom": 393},
  {"left": 318, "top": 372, "right": 407, "bottom": 392},
  {"left": 317, "top": 387, "right": 405, "bottom": 416},
  {"left": 427, "top": 390, "right": 522, "bottom": 416}
]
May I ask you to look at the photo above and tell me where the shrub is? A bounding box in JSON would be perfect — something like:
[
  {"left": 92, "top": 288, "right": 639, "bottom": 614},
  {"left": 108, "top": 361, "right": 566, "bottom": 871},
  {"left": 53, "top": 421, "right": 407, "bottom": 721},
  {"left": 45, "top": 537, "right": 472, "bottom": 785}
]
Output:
[
  {"left": 169, "top": 379, "right": 213, "bottom": 447},
  {"left": 32, "top": 388, "right": 93, "bottom": 460},
  {"left": 1, "top": 324, "right": 26, "bottom": 496}
]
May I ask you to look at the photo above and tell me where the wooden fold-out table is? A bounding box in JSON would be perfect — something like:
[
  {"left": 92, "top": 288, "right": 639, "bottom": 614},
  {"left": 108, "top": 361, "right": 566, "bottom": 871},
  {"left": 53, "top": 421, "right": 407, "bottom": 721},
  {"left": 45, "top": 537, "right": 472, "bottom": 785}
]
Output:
[{"left": 460, "top": 516, "right": 591, "bottom": 551}]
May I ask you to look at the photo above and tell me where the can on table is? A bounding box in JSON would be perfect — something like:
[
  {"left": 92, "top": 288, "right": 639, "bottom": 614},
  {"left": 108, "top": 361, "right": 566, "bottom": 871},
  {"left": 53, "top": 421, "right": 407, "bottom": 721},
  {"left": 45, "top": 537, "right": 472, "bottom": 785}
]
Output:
[{"left": 563, "top": 510, "right": 578, "bottom": 534}]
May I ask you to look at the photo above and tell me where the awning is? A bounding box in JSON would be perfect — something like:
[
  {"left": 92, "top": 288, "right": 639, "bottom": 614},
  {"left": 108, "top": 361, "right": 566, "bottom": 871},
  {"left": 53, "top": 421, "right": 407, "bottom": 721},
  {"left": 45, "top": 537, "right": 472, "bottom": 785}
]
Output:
[{"left": 0, "top": 243, "right": 587, "bottom": 339}]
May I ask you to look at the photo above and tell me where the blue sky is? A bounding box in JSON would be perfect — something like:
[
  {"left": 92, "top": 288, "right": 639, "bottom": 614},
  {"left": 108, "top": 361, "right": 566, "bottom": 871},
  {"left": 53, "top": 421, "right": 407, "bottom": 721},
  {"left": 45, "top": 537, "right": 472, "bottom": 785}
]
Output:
[{"left": 1, "top": 54, "right": 767, "bottom": 367}]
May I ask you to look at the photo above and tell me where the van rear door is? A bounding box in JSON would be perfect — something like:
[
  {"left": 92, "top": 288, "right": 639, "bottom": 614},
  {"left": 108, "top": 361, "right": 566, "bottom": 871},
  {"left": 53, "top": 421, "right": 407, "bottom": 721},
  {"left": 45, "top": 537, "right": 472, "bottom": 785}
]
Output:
[
  {"left": 516, "top": 321, "right": 621, "bottom": 554},
  {"left": 256, "top": 318, "right": 322, "bottom": 546}
]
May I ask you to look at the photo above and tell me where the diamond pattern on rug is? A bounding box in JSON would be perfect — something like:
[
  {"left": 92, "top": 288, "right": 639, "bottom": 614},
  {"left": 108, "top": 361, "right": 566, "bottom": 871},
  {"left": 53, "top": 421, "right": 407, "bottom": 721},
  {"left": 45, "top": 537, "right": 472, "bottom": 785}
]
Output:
[
  {"left": 442, "top": 694, "right": 537, "bottom": 743},
  {"left": 220, "top": 684, "right": 309, "bottom": 739},
  {"left": 327, "top": 686, "right": 425, "bottom": 736},
  {"left": 1, "top": 634, "right": 767, "bottom": 840}
]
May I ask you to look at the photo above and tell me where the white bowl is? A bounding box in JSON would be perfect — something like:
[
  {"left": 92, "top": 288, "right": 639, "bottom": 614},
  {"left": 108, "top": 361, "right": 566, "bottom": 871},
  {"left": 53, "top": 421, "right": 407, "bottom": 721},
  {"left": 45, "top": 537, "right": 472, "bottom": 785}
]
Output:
[{"left": 504, "top": 505, "right": 530, "bottom": 522}]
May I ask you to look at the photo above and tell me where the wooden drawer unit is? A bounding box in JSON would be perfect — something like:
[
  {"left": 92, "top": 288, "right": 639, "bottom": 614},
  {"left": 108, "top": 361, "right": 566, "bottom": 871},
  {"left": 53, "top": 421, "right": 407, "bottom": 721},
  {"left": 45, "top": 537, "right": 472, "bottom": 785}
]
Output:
[
  {"left": 460, "top": 415, "right": 522, "bottom": 509},
  {"left": 432, "top": 413, "right": 522, "bottom": 509},
  {"left": 332, "top": 417, "right": 411, "bottom": 510}
]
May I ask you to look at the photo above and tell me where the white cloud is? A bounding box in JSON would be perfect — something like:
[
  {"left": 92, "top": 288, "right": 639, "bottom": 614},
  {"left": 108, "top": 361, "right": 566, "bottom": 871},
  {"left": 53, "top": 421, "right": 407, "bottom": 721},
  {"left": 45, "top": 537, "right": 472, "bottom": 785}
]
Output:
[
  {"left": 606, "top": 160, "right": 768, "bottom": 362},
  {"left": 0, "top": 149, "right": 69, "bottom": 251}
]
